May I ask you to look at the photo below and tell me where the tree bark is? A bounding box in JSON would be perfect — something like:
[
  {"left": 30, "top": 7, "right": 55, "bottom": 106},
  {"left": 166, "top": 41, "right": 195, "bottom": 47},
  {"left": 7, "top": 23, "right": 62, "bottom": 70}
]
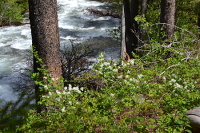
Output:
[
  {"left": 198, "top": 13, "right": 200, "bottom": 37},
  {"left": 121, "top": 0, "right": 139, "bottom": 59},
  {"left": 141, "top": 0, "right": 147, "bottom": 15},
  {"left": 130, "top": 0, "right": 139, "bottom": 53},
  {"left": 28, "top": 0, "right": 63, "bottom": 112},
  {"left": 160, "top": 0, "right": 176, "bottom": 39},
  {"left": 139, "top": 0, "right": 147, "bottom": 42},
  {"left": 122, "top": 0, "right": 133, "bottom": 59},
  {"left": 121, "top": 4, "right": 127, "bottom": 60}
]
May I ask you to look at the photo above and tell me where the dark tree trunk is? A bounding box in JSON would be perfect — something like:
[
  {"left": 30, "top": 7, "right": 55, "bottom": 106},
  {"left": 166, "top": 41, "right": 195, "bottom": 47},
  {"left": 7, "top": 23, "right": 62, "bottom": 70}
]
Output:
[
  {"left": 130, "top": 0, "right": 139, "bottom": 54},
  {"left": 141, "top": 0, "right": 147, "bottom": 15},
  {"left": 160, "top": 0, "right": 176, "bottom": 39},
  {"left": 28, "top": 0, "right": 63, "bottom": 112},
  {"left": 122, "top": 0, "right": 133, "bottom": 59},
  {"left": 121, "top": 0, "right": 139, "bottom": 59},
  {"left": 198, "top": 13, "right": 200, "bottom": 37},
  {"left": 139, "top": 0, "right": 147, "bottom": 42}
]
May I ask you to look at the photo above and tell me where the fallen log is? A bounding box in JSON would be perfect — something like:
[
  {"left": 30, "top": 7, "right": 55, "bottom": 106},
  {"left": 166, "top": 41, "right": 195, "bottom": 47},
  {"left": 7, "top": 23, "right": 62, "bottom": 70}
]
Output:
[{"left": 86, "top": 8, "right": 121, "bottom": 18}]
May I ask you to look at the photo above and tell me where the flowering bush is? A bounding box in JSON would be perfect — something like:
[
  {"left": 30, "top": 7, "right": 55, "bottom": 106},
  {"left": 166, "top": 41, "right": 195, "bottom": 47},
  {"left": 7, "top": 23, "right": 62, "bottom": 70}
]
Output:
[
  {"left": 18, "top": 47, "right": 200, "bottom": 132},
  {"left": 18, "top": 20, "right": 200, "bottom": 132}
]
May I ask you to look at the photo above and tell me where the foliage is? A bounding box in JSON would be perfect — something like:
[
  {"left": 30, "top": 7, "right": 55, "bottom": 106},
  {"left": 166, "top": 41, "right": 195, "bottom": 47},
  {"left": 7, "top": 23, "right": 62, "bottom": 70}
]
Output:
[
  {"left": 1, "top": 0, "right": 200, "bottom": 132},
  {"left": 0, "top": 0, "right": 28, "bottom": 26},
  {"left": 0, "top": 90, "right": 35, "bottom": 133},
  {"left": 17, "top": 21, "right": 200, "bottom": 132}
]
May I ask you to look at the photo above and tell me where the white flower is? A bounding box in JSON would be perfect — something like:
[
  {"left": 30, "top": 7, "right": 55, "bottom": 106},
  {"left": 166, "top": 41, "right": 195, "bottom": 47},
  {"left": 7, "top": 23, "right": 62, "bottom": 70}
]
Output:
[
  {"left": 108, "top": 66, "right": 112, "bottom": 69},
  {"left": 125, "top": 75, "right": 129, "bottom": 79},
  {"left": 170, "top": 79, "right": 176, "bottom": 83},
  {"left": 73, "top": 86, "right": 81, "bottom": 93},
  {"left": 130, "top": 78, "right": 139, "bottom": 82},
  {"left": 99, "top": 53, "right": 104, "bottom": 58},
  {"left": 68, "top": 101, "right": 72, "bottom": 105},
  {"left": 138, "top": 74, "right": 144, "bottom": 79},
  {"left": 191, "top": 85, "right": 195, "bottom": 89},
  {"left": 56, "top": 90, "right": 61, "bottom": 95},
  {"left": 184, "top": 85, "right": 188, "bottom": 89},
  {"left": 98, "top": 57, "right": 104, "bottom": 62},
  {"left": 62, "top": 90, "right": 67, "bottom": 95},
  {"left": 44, "top": 85, "right": 48, "bottom": 90},
  {"left": 48, "top": 92, "right": 52, "bottom": 96},
  {"left": 172, "top": 74, "right": 177, "bottom": 78},
  {"left": 80, "top": 87, "right": 84, "bottom": 92},
  {"left": 68, "top": 84, "right": 72, "bottom": 90},
  {"left": 113, "top": 69, "right": 118, "bottom": 72},
  {"left": 52, "top": 78, "right": 58, "bottom": 81},
  {"left": 103, "top": 62, "right": 110, "bottom": 66},
  {"left": 174, "top": 83, "right": 183, "bottom": 89},
  {"left": 110, "top": 93, "right": 115, "bottom": 97},
  {"left": 117, "top": 75, "right": 123, "bottom": 79},
  {"left": 61, "top": 107, "right": 66, "bottom": 112},
  {"left": 100, "top": 64, "right": 104, "bottom": 68},
  {"left": 124, "top": 80, "right": 128, "bottom": 84},
  {"left": 56, "top": 98, "right": 60, "bottom": 101},
  {"left": 129, "top": 59, "right": 134, "bottom": 65},
  {"left": 121, "top": 61, "right": 126, "bottom": 66},
  {"left": 162, "top": 76, "right": 166, "bottom": 82}
]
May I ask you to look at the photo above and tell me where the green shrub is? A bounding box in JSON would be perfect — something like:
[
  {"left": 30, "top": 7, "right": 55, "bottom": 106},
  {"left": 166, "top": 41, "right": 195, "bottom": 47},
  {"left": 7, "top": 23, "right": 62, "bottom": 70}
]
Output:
[
  {"left": 18, "top": 45, "right": 200, "bottom": 132},
  {"left": 13, "top": 19, "right": 200, "bottom": 132},
  {"left": 0, "top": 0, "right": 28, "bottom": 26}
]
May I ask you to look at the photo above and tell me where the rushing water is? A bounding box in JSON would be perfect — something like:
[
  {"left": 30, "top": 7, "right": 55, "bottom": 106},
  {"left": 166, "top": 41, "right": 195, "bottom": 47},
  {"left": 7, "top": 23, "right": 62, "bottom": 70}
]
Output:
[{"left": 0, "top": 0, "right": 121, "bottom": 104}]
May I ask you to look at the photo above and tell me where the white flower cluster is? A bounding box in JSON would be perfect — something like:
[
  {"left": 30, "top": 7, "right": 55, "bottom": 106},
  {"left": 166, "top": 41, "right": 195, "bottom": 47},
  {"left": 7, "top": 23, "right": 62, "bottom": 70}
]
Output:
[
  {"left": 42, "top": 84, "right": 84, "bottom": 101},
  {"left": 42, "top": 84, "right": 84, "bottom": 113},
  {"left": 64, "top": 84, "right": 84, "bottom": 94},
  {"left": 168, "top": 77, "right": 196, "bottom": 90}
]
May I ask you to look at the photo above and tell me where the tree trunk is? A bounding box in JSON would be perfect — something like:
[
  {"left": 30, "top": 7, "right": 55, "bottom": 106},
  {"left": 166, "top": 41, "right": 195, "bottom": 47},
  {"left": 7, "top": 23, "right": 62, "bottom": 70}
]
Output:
[
  {"left": 122, "top": 0, "right": 133, "bottom": 59},
  {"left": 28, "top": 0, "right": 63, "bottom": 112},
  {"left": 121, "top": 4, "right": 127, "bottom": 60},
  {"left": 130, "top": 0, "right": 139, "bottom": 53},
  {"left": 198, "top": 13, "right": 200, "bottom": 37},
  {"left": 141, "top": 0, "right": 147, "bottom": 15},
  {"left": 121, "top": 0, "right": 139, "bottom": 59},
  {"left": 160, "top": 0, "right": 176, "bottom": 39},
  {"left": 139, "top": 0, "right": 147, "bottom": 42}
]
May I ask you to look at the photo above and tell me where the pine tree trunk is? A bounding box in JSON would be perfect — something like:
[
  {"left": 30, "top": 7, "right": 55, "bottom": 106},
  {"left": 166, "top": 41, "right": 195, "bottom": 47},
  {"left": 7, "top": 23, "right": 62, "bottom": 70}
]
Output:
[
  {"left": 140, "top": 0, "right": 147, "bottom": 42},
  {"left": 198, "top": 13, "right": 200, "bottom": 37},
  {"left": 123, "top": 0, "right": 133, "bottom": 59},
  {"left": 121, "top": 4, "right": 127, "bottom": 60},
  {"left": 28, "top": 0, "right": 63, "bottom": 112},
  {"left": 121, "top": 0, "right": 139, "bottom": 59},
  {"left": 141, "top": 0, "right": 147, "bottom": 15},
  {"left": 130, "top": 0, "right": 139, "bottom": 53},
  {"left": 160, "top": 0, "right": 176, "bottom": 39}
]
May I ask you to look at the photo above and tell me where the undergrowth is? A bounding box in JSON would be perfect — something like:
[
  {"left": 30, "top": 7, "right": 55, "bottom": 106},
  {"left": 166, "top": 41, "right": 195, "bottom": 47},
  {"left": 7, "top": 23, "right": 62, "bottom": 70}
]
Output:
[{"left": 1, "top": 19, "right": 200, "bottom": 132}]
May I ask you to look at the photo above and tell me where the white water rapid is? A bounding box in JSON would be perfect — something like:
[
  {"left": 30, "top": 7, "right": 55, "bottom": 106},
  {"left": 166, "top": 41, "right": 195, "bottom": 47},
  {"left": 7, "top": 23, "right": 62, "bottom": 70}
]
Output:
[{"left": 0, "top": 0, "right": 120, "bottom": 105}]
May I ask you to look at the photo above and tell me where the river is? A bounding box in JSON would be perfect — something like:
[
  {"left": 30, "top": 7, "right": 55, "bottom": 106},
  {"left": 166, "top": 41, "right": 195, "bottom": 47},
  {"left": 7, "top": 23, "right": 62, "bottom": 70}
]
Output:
[{"left": 0, "top": 0, "right": 121, "bottom": 104}]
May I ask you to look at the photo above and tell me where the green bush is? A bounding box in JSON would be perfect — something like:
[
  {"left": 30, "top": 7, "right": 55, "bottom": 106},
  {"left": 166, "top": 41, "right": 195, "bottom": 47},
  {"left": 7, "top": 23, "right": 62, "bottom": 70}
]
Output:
[
  {"left": 0, "top": 0, "right": 28, "bottom": 26},
  {"left": 18, "top": 40, "right": 200, "bottom": 132},
  {"left": 2, "top": 18, "right": 200, "bottom": 132}
]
